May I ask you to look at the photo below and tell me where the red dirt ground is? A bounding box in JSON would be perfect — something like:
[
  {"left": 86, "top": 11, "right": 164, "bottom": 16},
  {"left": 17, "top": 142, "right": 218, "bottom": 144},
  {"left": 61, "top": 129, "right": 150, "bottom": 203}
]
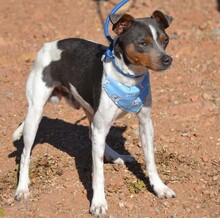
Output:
[{"left": 0, "top": 0, "right": 219, "bottom": 217}]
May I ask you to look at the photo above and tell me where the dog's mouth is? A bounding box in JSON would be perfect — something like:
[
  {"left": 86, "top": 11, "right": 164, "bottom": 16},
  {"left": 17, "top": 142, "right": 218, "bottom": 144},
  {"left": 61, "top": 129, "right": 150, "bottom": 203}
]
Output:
[
  {"left": 153, "top": 64, "right": 172, "bottom": 71},
  {"left": 145, "top": 64, "right": 172, "bottom": 72},
  {"left": 145, "top": 55, "right": 173, "bottom": 71}
]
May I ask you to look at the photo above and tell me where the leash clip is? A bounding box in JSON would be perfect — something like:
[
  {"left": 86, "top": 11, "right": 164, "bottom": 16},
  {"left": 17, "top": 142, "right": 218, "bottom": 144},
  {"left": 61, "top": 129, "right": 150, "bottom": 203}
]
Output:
[{"left": 101, "top": 42, "right": 114, "bottom": 62}]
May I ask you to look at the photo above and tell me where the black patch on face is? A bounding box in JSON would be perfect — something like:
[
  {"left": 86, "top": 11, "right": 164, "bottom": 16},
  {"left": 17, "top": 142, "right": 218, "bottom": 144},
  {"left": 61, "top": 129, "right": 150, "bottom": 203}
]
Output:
[{"left": 42, "top": 38, "right": 106, "bottom": 112}]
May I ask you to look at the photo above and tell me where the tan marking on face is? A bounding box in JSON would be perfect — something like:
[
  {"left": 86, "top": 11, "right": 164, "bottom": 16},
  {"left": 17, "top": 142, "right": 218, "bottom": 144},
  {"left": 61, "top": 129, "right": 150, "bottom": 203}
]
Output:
[
  {"left": 125, "top": 43, "right": 162, "bottom": 70},
  {"left": 159, "top": 34, "right": 169, "bottom": 48},
  {"left": 146, "top": 35, "right": 153, "bottom": 44},
  {"left": 159, "top": 34, "right": 166, "bottom": 41}
]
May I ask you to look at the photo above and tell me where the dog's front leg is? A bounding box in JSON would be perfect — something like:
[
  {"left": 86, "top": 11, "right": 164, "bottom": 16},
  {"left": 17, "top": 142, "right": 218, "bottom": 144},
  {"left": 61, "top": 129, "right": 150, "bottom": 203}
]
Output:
[
  {"left": 90, "top": 117, "right": 110, "bottom": 216},
  {"left": 137, "top": 106, "right": 176, "bottom": 198}
]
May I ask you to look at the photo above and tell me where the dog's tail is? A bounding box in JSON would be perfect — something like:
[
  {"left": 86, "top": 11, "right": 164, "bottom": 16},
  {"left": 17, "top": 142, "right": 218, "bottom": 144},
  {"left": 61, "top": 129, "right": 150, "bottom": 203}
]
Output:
[{"left": 12, "top": 122, "right": 24, "bottom": 142}]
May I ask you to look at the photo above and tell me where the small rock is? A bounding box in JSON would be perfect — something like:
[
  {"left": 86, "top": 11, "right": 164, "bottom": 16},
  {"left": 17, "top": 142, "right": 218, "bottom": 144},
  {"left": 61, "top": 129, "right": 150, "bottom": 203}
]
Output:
[
  {"left": 169, "top": 137, "right": 176, "bottom": 143},
  {"left": 190, "top": 94, "right": 199, "bottom": 102},
  {"left": 196, "top": 204, "right": 201, "bottom": 209},
  {"left": 212, "top": 175, "right": 219, "bottom": 181},
  {"left": 75, "top": 30, "right": 81, "bottom": 37},
  {"left": 163, "top": 201, "right": 169, "bottom": 207},
  {"left": 193, "top": 132, "right": 203, "bottom": 137},
  {"left": 185, "top": 207, "right": 192, "bottom": 213},
  {"left": 181, "top": 132, "right": 189, "bottom": 137},
  {"left": 202, "top": 155, "right": 209, "bottom": 162},
  {"left": 194, "top": 185, "right": 201, "bottom": 192},
  {"left": 119, "top": 202, "right": 125, "bottom": 208},
  {"left": 126, "top": 202, "right": 134, "bottom": 210},
  {"left": 171, "top": 213, "right": 177, "bottom": 218},
  {"left": 199, "top": 22, "right": 209, "bottom": 30},
  {"left": 117, "top": 181, "right": 124, "bottom": 187},
  {"left": 202, "top": 189, "right": 210, "bottom": 195},
  {"left": 202, "top": 93, "right": 214, "bottom": 101}
]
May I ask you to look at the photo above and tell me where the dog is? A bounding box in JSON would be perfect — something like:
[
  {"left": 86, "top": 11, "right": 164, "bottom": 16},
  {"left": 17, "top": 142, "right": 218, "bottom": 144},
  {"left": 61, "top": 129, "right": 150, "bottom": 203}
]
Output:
[{"left": 13, "top": 10, "right": 175, "bottom": 216}]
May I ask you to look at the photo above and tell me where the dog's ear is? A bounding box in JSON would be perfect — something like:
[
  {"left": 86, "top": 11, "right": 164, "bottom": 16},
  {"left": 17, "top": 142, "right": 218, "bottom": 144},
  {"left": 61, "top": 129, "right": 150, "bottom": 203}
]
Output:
[
  {"left": 151, "top": 10, "right": 173, "bottom": 29},
  {"left": 109, "top": 14, "right": 134, "bottom": 35}
]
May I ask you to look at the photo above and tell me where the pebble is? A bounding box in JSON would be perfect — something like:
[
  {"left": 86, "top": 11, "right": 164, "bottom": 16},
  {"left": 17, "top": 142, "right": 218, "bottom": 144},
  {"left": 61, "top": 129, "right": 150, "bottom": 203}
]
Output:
[
  {"left": 75, "top": 30, "right": 81, "bottom": 37},
  {"left": 169, "top": 137, "right": 176, "bottom": 143},
  {"left": 202, "top": 155, "right": 209, "bottom": 162},
  {"left": 119, "top": 202, "right": 125, "bottom": 208},
  {"left": 163, "top": 201, "right": 169, "bottom": 207},
  {"left": 171, "top": 213, "right": 178, "bottom": 218},
  {"left": 185, "top": 207, "right": 192, "bottom": 213},
  {"left": 212, "top": 175, "right": 219, "bottom": 181},
  {"left": 202, "top": 189, "right": 210, "bottom": 195},
  {"left": 196, "top": 204, "right": 201, "bottom": 209},
  {"left": 194, "top": 185, "right": 202, "bottom": 192},
  {"left": 181, "top": 132, "right": 189, "bottom": 137},
  {"left": 126, "top": 203, "right": 134, "bottom": 210},
  {"left": 202, "top": 93, "right": 214, "bottom": 101},
  {"left": 190, "top": 94, "right": 199, "bottom": 102},
  {"left": 199, "top": 22, "right": 209, "bottom": 30}
]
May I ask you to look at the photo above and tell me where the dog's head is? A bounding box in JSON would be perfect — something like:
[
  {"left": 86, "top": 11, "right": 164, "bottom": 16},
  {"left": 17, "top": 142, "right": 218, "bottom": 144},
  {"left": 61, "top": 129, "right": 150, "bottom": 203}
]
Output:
[{"left": 109, "top": 11, "right": 173, "bottom": 71}]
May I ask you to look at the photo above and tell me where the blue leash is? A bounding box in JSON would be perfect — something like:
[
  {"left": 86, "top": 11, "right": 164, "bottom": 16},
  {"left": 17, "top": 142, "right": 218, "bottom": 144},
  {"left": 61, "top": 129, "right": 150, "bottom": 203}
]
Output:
[{"left": 103, "top": 0, "right": 144, "bottom": 79}]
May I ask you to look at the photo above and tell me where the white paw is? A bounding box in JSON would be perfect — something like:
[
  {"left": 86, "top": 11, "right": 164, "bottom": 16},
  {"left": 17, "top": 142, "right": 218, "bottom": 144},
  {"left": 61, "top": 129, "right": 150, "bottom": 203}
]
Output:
[
  {"left": 15, "top": 186, "right": 30, "bottom": 201},
  {"left": 152, "top": 183, "right": 176, "bottom": 198},
  {"left": 112, "top": 154, "right": 134, "bottom": 165},
  {"left": 12, "top": 129, "right": 23, "bottom": 142},
  {"left": 12, "top": 122, "right": 24, "bottom": 142},
  {"left": 90, "top": 198, "right": 108, "bottom": 216}
]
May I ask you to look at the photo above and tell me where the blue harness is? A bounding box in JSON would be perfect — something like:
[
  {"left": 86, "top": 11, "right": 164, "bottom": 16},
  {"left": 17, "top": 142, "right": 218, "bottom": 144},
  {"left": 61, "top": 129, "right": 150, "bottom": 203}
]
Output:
[{"left": 103, "top": 73, "right": 150, "bottom": 113}]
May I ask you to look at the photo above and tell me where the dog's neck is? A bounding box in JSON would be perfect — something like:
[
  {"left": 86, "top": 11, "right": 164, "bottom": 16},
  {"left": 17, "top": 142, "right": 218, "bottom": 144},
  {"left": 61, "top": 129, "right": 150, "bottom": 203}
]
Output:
[{"left": 103, "top": 39, "right": 149, "bottom": 87}]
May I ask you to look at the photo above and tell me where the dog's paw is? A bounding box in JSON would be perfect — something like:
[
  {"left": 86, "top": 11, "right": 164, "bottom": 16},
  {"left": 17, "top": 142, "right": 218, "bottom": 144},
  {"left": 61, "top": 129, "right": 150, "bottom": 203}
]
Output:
[
  {"left": 12, "top": 122, "right": 24, "bottom": 142},
  {"left": 152, "top": 183, "right": 176, "bottom": 199},
  {"left": 112, "top": 154, "right": 134, "bottom": 165},
  {"left": 15, "top": 187, "right": 30, "bottom": 201},
  {"left": 90, "top": 198, "right": 108, "bottom": 216}
]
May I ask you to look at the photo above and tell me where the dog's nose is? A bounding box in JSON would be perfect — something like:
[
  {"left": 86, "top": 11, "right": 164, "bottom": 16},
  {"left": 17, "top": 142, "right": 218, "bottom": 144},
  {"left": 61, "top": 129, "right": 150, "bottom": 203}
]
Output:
[{"left": 161, "top": 55, "right": 172, "bottom": 67}]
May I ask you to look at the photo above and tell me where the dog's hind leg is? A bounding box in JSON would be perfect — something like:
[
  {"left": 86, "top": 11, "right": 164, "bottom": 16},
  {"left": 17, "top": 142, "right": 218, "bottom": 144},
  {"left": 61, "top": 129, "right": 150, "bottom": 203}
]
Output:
[
  {"left": 104, "top": 143, "right": 134, "bottom": 164},
  {"left": 15, "top": 68, "right": 53, "bottom": 200}
]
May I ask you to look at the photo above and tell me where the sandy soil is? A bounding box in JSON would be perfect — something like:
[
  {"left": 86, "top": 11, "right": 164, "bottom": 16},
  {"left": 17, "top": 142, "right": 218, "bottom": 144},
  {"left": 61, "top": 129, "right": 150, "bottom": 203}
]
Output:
[{"left": 0, "top": 0, "right": 219, "bottom": 217}]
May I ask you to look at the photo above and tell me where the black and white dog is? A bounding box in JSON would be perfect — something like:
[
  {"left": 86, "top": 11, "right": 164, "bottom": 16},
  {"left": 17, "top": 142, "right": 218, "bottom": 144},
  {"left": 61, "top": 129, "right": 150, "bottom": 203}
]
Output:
[{"left": 13, "top": 11, "right": 175, "bottom": 216}]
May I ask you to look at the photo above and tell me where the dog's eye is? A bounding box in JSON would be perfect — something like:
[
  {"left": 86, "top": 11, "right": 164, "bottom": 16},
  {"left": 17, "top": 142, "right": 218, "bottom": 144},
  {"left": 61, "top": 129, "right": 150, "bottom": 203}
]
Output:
[{"left": 138, "top": 42, "right": 148, "bottom": 47}]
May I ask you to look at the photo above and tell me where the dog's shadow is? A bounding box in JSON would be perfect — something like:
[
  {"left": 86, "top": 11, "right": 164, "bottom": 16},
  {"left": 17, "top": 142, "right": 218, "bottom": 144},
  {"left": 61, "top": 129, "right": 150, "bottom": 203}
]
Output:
[{"left": 10, "top": 116, "right": 153, "bottom": 203}]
